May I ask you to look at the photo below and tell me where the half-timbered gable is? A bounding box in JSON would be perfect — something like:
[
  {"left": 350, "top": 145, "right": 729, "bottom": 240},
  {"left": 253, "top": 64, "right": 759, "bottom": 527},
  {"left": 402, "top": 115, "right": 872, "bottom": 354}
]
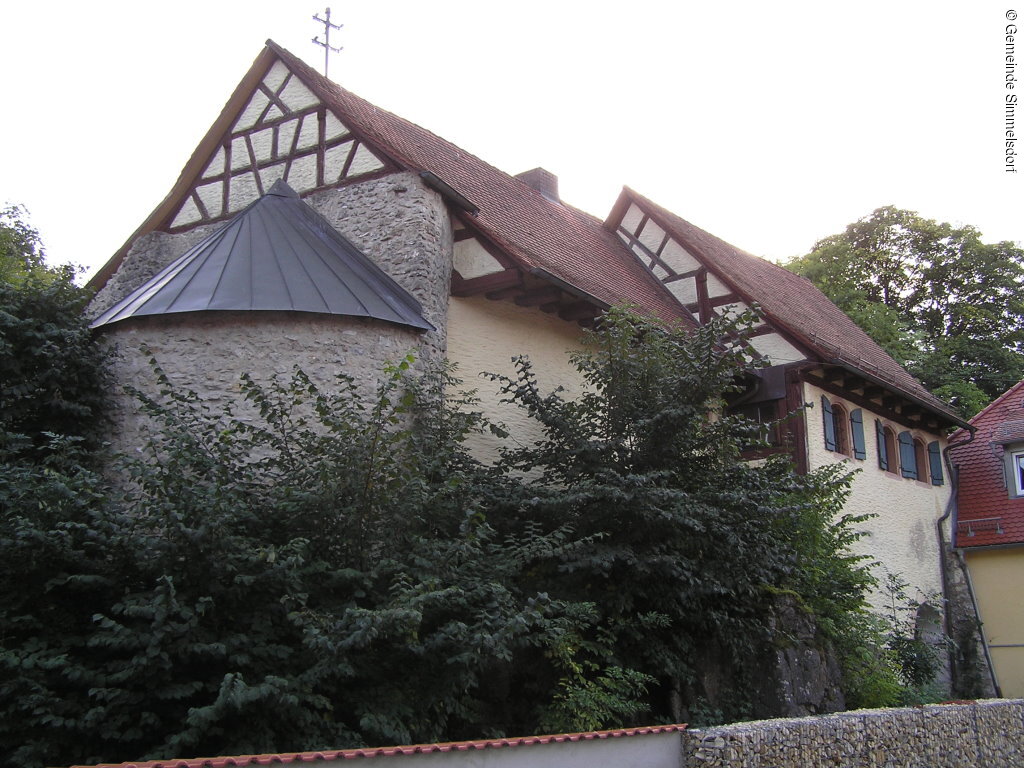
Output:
[{"left": 168, "top": 60, "right": 388, "bottom": 231}]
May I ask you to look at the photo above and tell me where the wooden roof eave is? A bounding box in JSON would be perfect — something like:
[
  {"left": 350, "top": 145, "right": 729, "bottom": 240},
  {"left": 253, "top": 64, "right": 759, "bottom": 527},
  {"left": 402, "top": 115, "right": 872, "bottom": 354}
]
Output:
[
  {"left": 88, "top": 47, "right": 280, "bottom": 294},
  {"left": 811, "top": 360, "right": 969, "bottom": 431}
]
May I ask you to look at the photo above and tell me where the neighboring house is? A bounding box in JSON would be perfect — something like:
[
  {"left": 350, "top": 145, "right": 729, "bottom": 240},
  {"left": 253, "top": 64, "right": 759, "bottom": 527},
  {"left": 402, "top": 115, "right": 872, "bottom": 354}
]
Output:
[
  {"left": 86, "top": 40, "right": 968, "bottom": 642},
  {"left": 950, "top": 379, "right": 1024, "bottom": 697}
]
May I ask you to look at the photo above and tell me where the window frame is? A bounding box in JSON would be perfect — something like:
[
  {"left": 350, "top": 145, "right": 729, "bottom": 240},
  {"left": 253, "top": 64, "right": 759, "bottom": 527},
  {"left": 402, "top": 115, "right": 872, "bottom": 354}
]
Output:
[
  {"left": 1008, "top": 449, "right": 1024, "bottom": 497},
  {"left": 822, "top": 395, "right": 856, "bottom": 457},
  {"left": 913, "top": 437, "right": 929, "bottom": 483},
  {"left": 884, "top": 426, "right": 898, "bottom": 475},
  {"left": 832, "top": 402, "right": 851, "bottom": 456}
]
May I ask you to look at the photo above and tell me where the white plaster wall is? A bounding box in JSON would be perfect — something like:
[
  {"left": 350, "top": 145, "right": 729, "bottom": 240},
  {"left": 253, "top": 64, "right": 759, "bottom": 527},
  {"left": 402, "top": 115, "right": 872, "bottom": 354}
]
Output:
[
  {"left": 802, "top": 382, "right": 951, "bottom": 611},
  {"left": 667, "top": 277, "right": 698, "bottom": 305},
  {"left": 446, "top": 296, "right": 586, "bottom": 464},
  {"left": 620, "top": 203, "right": 645, "bottom": 234},
  {"left": 454, "top": 237, "right": 504, "bottom": 279},
  {"left": 706, "top": 273, "right": 731, "bottom": 299},
  {"left": 638, "top": 219, "right": 667, "bottom": 252},
  {"left": 747, "top": 333, "right": 805, "bottom": 366},
  {"left": 660, "top": 240, "right": 701, "bottom": 274}
]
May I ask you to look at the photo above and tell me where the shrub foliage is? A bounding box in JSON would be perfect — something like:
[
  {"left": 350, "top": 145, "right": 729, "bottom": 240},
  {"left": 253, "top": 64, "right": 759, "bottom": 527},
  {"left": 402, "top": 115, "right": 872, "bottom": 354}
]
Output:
[{"left": 1, "top": 294, "right": 890, "bottom": 765}]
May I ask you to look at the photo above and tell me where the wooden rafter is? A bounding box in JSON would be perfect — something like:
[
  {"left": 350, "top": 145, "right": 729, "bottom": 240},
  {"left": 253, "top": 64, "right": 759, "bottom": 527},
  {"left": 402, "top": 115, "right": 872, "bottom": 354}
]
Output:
[
  {"left": 514, "top": 286, "right": 563, "bottom": 307},
  {"left": 451, "top": 268, "right": 521, "bottom": 298},
  {"left": 559, "top": 302, "right": 599, "bottom": 322},
  {"left": 806, "top": 372, "right": 941, "bottom": 431}
]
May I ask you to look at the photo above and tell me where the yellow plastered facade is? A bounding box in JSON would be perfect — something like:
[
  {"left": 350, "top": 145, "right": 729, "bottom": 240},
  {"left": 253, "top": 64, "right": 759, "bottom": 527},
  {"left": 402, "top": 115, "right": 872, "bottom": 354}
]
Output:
[
  {"left": 445, "top": 295, "right": 586, "bottom": 464},
  {"left": 802, "top": 382, "right": 952, "bottom": 610},
  {"left": 963, "top": 547, "right": 1024, "bottom": 697}
]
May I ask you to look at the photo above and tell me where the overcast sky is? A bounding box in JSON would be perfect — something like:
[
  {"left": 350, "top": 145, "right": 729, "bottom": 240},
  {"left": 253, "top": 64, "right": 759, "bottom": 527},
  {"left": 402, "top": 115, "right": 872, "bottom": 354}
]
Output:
[{"left": 2, "top": 1, "right": 1021, "bottom": 279}]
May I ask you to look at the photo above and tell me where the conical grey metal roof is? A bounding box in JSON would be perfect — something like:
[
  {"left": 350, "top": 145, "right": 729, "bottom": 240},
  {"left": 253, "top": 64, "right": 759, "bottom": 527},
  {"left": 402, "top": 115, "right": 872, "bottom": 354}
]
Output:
[{"left": 90, "top": 180, "right": 433, "bottom": 331}]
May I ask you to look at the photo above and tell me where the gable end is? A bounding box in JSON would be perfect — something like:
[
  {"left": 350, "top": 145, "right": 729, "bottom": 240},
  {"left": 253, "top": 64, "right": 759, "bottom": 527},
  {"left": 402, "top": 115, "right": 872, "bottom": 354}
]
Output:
[{"left": 166, "top": 59, "right": 391, "bottom": 231}]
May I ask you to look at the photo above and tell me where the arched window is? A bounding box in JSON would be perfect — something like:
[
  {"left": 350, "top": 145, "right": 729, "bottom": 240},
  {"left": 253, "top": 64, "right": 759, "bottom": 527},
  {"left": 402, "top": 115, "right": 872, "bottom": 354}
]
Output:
[
  {"left": 884, "top": 428, "right": 898, "bottom": 474},
  {"left": 822, "top": 396, "right": 864, "bottom": 458},
  {"left": 898, "top": 431, "right": 931, "bottom": 481},
  {"left": 876, "top": 420, "right": 898, "bottom": 474},
  {"left": 832, "top": 402, "right": 850, "bottom": 455},
  {"left": 914, "top": 438, "right": 928, "bottom": 482}
]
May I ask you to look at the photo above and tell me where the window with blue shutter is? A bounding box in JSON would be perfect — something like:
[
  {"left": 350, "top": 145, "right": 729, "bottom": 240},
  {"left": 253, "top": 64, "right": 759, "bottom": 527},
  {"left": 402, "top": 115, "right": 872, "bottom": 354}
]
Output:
[
  {"left": 928, "top": 441, "right": 944, "bottom": 486},
  {"left": 876, "top": 419, "right": 889, "bottom": 471},
  {"left": 899, "top": 431, "right": 917, "bottom": 479},
  {"left": 850, "top": 409, "right": 866, "bottom": 460},
  {"left": 821, "top": 395, "right": 837, "bottom": 451}
]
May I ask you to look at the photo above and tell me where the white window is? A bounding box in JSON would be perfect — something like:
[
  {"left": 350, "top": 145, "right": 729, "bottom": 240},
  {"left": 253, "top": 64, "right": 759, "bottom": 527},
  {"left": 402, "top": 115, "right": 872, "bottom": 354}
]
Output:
[{"left": 1012, "top": 450, "right": 1024, "bottom": 496}]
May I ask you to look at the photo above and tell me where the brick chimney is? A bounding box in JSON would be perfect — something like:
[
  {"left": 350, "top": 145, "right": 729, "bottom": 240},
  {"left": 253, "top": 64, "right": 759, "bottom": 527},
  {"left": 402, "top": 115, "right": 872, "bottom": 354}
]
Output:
[{"left": 515, "top": 167, "right": 559, "bottom": 203}]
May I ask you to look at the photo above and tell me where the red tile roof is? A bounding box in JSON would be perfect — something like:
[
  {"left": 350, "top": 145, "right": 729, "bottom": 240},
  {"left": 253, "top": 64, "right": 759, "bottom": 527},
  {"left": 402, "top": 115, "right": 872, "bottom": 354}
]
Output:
[
  {"left": 950, "top": 379, "right": 1024, "bottom": 547},
  {"left": 73, "top": 724, "right": 687, "bottom": 768},
  {"left": 87, "top": 40, "right": 958, "bottom": 427},
  {"left": 263, "top": 42, "right": 692, "bottom": 329},
  {"left": 612, "top": 189, "right": 963, "bottom": 425}
]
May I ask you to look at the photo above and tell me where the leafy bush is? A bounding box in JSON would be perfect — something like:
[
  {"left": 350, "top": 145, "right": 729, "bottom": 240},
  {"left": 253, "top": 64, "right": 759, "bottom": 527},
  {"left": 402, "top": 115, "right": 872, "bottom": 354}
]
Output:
[
  {"left": 1, "top": 300, "right": 887, "bottom": 764},
  {"left": 486, "top": 307, "right": 873, "bottom": 722},
  {"left": 2, "top": 356, "right": 638, "bottom": 766}
]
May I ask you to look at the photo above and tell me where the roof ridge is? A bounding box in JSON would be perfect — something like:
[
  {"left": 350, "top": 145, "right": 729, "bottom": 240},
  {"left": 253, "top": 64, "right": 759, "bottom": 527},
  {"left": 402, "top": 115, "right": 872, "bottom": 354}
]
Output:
[
  {"left": 969, "top": 378, "right": 1024, "bottom": 426},
  {"left": 619, "top": 187, "right": 963, "bottom": 425},
  {"left": 266, "top": 39, "right": 531, "bottom": 187},
  {"left": 624, "top": 186, "right": 762, "bottom": 260}
]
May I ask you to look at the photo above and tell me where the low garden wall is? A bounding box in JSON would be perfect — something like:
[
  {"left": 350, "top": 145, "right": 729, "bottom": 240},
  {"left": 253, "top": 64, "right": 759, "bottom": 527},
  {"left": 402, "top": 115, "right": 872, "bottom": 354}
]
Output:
[{"left": 682, "top": 699, "right": 1024, "bottom": 767}]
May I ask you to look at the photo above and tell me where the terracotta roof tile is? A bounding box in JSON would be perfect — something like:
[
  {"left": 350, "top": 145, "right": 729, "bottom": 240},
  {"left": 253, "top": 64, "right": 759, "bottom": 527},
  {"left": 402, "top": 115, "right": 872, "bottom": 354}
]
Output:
[
  {"left": 73, "top": 724, "right": 688, "bottom": 768},
  {"left": 617, "top": 189, "right": 962, "bottom": 424},
  {"left": 950, "top": 379, "right": 1024, "bottom": 547},
  {"left": 266, "top": 42, "right": 693, "bottom": 330}
]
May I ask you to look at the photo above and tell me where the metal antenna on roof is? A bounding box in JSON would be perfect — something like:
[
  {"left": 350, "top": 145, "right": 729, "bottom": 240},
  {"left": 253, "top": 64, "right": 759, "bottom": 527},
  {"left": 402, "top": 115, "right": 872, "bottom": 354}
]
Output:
[{"left": 312, "top": 7, "right": 343, "bottom": 78}]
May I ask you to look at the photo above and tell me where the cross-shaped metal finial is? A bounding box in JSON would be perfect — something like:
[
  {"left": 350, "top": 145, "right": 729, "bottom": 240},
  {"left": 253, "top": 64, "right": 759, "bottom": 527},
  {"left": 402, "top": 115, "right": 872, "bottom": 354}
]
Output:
[{"left": 312, "top": 7, "right": 343, "bottom": 78}]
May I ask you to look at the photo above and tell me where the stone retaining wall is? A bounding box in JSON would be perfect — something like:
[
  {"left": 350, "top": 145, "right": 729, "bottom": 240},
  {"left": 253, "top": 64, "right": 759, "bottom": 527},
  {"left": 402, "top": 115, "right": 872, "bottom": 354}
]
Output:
[{"left": 682, "top": 699, "right": 1024, "bottom": 767}]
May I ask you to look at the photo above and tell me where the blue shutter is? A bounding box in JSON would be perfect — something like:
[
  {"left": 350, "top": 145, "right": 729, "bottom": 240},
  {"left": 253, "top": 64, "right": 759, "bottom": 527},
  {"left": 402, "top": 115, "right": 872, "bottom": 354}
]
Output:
[
  {"left": 850, "top": 409, "right": 866, "bottom": 460},
  {"left": 876, "top": 419, "right": 889, "bottom": 471},
  {"left": 928, "top": 441, "right": 944, "bottom": 486},
  {"left": 821, "top": 396, "right": 837, "bottom": 451},
  {"left": 899, "top": 431, "right": 917, "bottom": 479}
]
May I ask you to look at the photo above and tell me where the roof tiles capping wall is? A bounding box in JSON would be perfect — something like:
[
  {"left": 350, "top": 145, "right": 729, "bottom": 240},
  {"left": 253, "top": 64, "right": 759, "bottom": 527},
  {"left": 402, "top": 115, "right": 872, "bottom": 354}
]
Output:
[{"left": 74, "top": 724, "right": 688, "bottom": 768}]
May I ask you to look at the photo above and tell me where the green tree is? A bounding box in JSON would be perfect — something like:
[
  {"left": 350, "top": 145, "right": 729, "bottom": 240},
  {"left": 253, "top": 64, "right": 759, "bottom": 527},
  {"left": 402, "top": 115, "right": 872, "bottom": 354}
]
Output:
[
  {"left": 0, "top": 205, "right": 114, "bottom": 767},
  {"left": 0, "top": 206, "right": 108, "bottom": 457},
  {"left": 488, "top": 308, "right": 874, "bottom": 723},
  {"left": 0, "top": 204, "right": 48, "bottom": 284},
  {"left": 786, "top": 206, "right": 1024, "bottom": 416}
]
